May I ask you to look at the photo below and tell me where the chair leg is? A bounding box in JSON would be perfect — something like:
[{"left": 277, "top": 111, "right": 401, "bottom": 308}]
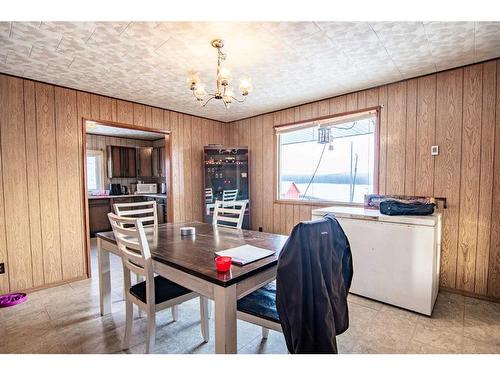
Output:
[
  {"left": 136, "top": 274, "right": 144, "bottom": 318},
  {"left": 171, "top": 305, "right": 178, "bottom": 322},
  {"left": 200, "top": 296, "right": 209, "bottom": 343},
  {"left": 122, "top": 301, "right": 134, "bottom": 350},
  {"left": 262, "top": 327, "right": 269, "bottom": 340},
  {"left": 145, "top": 308, "right": 156, "bottom": 354}
]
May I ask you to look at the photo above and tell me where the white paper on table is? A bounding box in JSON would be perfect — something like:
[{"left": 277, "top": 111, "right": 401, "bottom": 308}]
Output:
[{"left": 215, "top": 245, "right": 275, "bottom": 266}]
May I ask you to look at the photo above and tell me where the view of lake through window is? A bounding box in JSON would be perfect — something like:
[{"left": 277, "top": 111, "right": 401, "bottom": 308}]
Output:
[{"left": 278, "top": 112, "right": 376, "bottom": 204}]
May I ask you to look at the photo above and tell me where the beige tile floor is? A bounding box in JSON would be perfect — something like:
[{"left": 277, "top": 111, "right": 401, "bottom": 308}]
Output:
[{"left": 1, "top": 238, "right": 499, "bottom": 354}]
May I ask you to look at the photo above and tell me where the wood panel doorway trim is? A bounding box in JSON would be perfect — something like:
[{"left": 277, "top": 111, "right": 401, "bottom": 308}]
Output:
[{"left": 81, "top": 118, "right": 173, "bottom": 277}]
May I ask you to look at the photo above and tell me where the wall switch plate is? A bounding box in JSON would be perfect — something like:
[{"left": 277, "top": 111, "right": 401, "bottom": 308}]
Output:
[
  {"left": 431, "top": 145, "right": 439, "bottom": 156},
  {"left": 0, "top": 262, "right": 5, "bottom": 274}
]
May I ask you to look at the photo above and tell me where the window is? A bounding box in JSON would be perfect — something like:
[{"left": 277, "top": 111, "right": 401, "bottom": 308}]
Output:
[
  {"left": 277, "top": 109, "right": 378, "bottom": 204},
  {"left": 87, "top": 150, "right": 105, "bottom": 192}
]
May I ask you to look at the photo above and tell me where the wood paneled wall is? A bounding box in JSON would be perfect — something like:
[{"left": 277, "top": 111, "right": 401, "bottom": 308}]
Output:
[
  {"left": 0, "top": 74, "right": 225, "bottom": 294},
  {"left": 225, "top": 59, "right": 500, "bottom": 300}
]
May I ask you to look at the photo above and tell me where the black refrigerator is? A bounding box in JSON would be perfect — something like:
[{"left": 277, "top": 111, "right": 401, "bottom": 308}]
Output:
[{"left": 203, "top": 146, "right": 250, "bottom": 229}]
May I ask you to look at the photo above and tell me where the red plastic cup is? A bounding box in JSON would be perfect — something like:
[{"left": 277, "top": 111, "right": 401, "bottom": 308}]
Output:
[{"left": 215, "top": 256, "right": 232, "bottom": 272}]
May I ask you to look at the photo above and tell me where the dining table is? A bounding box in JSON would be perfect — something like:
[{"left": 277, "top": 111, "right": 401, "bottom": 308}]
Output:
[{"left": 96, "top": 221, "right": 288, "bottom": 354}]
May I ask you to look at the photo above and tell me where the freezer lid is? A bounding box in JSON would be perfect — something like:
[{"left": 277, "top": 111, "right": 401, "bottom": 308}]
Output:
[{"left": 311, "top": 205, "right": 441, "bottom": 227}]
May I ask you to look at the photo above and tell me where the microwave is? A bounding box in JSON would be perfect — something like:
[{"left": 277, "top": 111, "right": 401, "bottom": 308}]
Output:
[{"left": 136, "top": 183, "right": 157, "bottom": 194}]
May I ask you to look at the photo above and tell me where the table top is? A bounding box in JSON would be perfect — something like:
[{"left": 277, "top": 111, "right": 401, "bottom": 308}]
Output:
[{"left": 96, "top": 222, "right": 288, "bottom": 287}]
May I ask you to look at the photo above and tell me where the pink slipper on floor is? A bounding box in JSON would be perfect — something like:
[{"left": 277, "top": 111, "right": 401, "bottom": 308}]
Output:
[{"left": 0, "top": 293, "right": 27, "bottom": 308}]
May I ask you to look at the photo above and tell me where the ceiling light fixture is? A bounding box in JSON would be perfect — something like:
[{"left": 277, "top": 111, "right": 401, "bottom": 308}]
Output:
[{"left": 186, "top": 39, "right": 252, "bottom": 109}]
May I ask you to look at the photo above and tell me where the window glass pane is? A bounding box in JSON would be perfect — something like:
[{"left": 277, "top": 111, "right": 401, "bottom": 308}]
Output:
[
  {"left": 87, "top": 152, "right": 103, "bottom": 191},
  {"left": 279, "top": 115, "right": 375, "bottom": 204}
]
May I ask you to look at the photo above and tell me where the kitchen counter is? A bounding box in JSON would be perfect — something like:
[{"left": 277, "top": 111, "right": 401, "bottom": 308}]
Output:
[{"left": 88, "top": 194, "right": 167, "bottom": 200}]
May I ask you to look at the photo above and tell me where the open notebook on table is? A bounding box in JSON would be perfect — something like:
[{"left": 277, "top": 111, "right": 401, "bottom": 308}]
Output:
[{"left": 215, "top": 245, "right": 276, "bottom": 266}]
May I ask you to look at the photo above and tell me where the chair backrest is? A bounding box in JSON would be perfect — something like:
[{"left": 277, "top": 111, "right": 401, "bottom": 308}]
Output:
[
  {"left": 113, "top": 201, "right": 158, "bottom": 230},
  {"left": 107, "top": 213, "right": 153, "bottom": 280},
  {"left": 205, "top": 188, "right": 213, "bottom": 202},
  {"left": 212, "top": 200, "right": 247, "bottom": 229},
  {"left": 222, "top": 189, "right": 238, "bottom": 202}
]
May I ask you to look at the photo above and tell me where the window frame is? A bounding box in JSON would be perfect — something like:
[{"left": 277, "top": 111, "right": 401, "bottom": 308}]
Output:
[
  {"left": 86, "top": 149, "right": 105, "bottom": 192},
  {"left": 274, "top": 106, "right": 381, "bottom": 207}
]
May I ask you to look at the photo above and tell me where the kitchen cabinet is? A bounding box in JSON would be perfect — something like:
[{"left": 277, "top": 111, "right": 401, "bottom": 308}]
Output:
[
  {"left": 137, "top": 147, "right": 153, "bottom": 177},
  {"left": 107, "top": 146, "right": 137, "bottom": 178},
  {"left": 152, "top": 146, "right": 166, "bottom": 178},
  {"left": 156, "top": 197, "right": 167, "bottom": 224},
  {"left": 88, "top": 199, "right": 112, "bottom": 236}
]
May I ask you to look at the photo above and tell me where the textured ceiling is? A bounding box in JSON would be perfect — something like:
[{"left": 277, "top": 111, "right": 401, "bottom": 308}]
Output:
[
  {"left": 1, "top": 22, "right": 500, "bottom": 122},
  {"left": 86, "top": 122, "right": 164, "bottom": 140}
]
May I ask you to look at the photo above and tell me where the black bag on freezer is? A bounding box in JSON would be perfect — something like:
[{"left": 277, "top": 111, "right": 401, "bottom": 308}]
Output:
[{"left": 379, "top": 199, "right": 435, "bottom": 216}]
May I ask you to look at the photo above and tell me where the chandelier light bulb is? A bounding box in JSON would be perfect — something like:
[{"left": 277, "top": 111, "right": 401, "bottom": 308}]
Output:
[
  {"left": 186, "top": 71, "right": 200, "bottom": 89},
  {"left": 223, "top": 89, "right": 234, "bottom": 102},
  {"left": 194, "top": 84, "right": 207, "bottom": 100},
  {"left": 218, "top": 66, "right": 232, "bottom": 86},
  {"left": 239, "top": 78, "right": 253, "bottom": 96}
]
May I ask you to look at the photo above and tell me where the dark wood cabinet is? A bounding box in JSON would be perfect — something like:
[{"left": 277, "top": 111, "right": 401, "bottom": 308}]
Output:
[
  {"left": 111, "top": 197, "right": 136, "bottom": 207},
  {"left": 137, "top": 147, "right": 153, "bottom": 177},
  {"left": 107, "top": 146, "right": 137, "bottom": 178},
  {"left": 124, "top": 148, "right": 137, "bottom": 177},
  {"left": 88, "top": 199, "right": 112, "bottom": 236},
  {"left": 156, "top": 197, "right": 167, "bottom": 224},
  {"left": 152, "top": 146, "right": 166, "bottom": 178}
]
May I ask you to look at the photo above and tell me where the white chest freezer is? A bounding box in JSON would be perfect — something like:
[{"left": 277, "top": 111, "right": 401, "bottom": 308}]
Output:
[{"left": 312, "top": 206, "right": 442, "bottom": 315}]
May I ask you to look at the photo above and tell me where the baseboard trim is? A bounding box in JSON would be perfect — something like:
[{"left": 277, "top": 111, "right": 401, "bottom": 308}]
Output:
[
  {"left": 440, "top": 286, "right": 500, "bottom": 304},
  {"left": 14, "top": 275, "right": 89, "bottom": 294}
]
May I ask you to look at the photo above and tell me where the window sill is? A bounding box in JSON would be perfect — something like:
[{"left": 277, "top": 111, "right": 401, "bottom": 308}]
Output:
[{"left": 274, "top": 199, "right": 364, "bottom": 207}]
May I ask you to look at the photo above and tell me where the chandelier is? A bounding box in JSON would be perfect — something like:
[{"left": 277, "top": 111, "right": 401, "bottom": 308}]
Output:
[{"left": 186, "top": 39, "right": 253, "bottom": 109}]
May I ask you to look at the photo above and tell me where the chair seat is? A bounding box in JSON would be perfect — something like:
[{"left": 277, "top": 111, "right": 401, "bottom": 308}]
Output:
[
  {"left": 237, "top": 282, "right": 280, "bottom": 324},
  {"left": 130, "top": 275, "right": 191, "bottom": 304}
]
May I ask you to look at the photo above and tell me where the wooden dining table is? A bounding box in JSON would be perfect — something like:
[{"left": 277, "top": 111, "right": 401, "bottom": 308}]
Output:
[{"left": 96, "top": 221, "right": 288, "bottom": 354}]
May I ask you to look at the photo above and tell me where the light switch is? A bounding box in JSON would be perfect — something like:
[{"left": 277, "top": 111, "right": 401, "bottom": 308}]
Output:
[{"left": 431, "top": 145, "right": 439, "bottom": 156}]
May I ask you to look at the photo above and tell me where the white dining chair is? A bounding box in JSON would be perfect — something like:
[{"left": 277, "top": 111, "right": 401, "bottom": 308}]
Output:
[
  {"left": 205, "top": 188, "right": 213, "bottom": 203},
  {"left": 113, "top": 200, "right": 159, "bottom": 317},
  {"left": 107, "top": 213, "right": 210, "bottom": 353},
  {"left": 212, "top": 200, "right": 247, "bottom": 229},
  {"left": 113, "top": 201, "right": 158, "bottom": 230},
  {"left": 222, "top": 189, "right": 238, "bottom": 202}
]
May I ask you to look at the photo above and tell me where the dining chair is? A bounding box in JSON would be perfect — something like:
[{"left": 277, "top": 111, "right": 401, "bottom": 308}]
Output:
[
  {"left": 113, "top": 201, "right": 158, "bottom": 230},
  {"left": 113, "top": 201, "right": 159, "bottom": 317},
  {"left": 107, "top": 213, "right": 210, "bottom": 353},
  {"left": 222, "top": 189, "right": 238, "bottom": 202},
  {"left": 237, "top": 283, "right": 281, "bottom": 340},
  {"left": 205, "top": 188, "right": 213, "bottom": 203},
  {"left": 236, "top": 215, "right": 353, "bottom": 353},
  {"left": 212, "top": 200, "right": 247, "bottom": 229}
]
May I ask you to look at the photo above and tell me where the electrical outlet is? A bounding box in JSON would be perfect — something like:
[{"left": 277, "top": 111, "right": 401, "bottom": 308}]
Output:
[
  {"left": 0, "top": 262, "right": 5, "bottom": 274},
  {"left": 431, "top": 145, "right": 439, "bottom": 156}
]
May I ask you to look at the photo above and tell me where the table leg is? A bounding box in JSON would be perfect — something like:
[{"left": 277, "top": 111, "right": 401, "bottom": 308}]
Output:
[
  {"left": 214, "top": 284, "right": 237, "bottom": 354},
  {"left": 98, "top": 238, "right": 112, "bottom": 316}
]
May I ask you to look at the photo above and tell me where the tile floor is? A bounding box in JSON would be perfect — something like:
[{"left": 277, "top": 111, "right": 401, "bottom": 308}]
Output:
[{"left": 1, "top": 238, "right": 499, "bottom": 354}]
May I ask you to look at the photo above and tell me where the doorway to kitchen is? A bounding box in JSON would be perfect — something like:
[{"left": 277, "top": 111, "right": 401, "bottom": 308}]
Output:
[{"left": 82, "top": 119, "right": 172, "bottom": 277}]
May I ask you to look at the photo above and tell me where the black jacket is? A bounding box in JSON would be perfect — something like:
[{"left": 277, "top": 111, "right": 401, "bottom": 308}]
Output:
[{"left": 276, "top": 214, "right": 353, "bottom": 354}]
